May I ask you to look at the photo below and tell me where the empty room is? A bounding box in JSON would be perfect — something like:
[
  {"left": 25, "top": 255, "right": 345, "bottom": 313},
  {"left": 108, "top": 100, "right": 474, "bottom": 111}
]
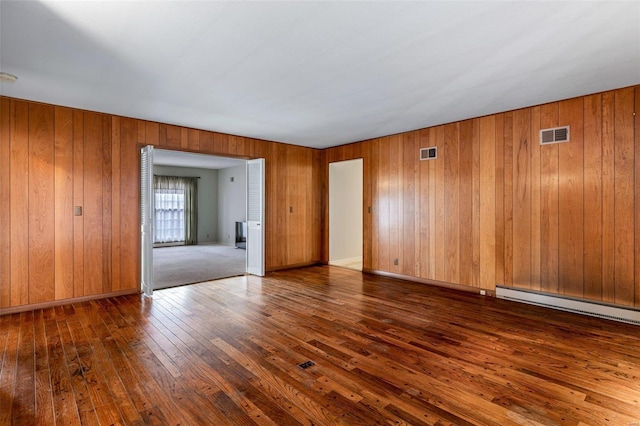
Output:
[{"left": 1, "top": 1, "right": 640, "bottom": 425}]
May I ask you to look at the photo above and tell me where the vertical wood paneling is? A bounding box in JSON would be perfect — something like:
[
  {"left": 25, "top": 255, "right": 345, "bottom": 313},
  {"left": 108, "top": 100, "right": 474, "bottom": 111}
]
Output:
[
  {"left": 200, "top": 131, "right": 214, "bottom": 154},
  {"left": 102, "top": 118, "right": 113, "bottom": 293},
  {"left": 558, "top": 98, "right": 584, "bottom": 298},
  {"left": 213, "top": 132, "right": 229, "bottom": 154},
  {"left": 166, "top": 125, "right": 181, "bottom": 149},
  {"left": 180, "top": 128, "right": 189, "bottom": 149},
  {"left": 417, "top": 129, "right": 430, "bottom": 279},
  {"left": 83, "top": 112, "right": 104, "bottom": 296},
  {"left": 444, "top": 124, "right": 460, "bottom": 284},
  {"left": 145, "top": 121, "right": 159, "bottom": 147},
  {"left": 188, "top": 129, "right": 200, "bottom": 151},
  {"left": 312, "top": 149, "right": 325, "bottom": 264},
  {"left": 458, "top": 121, "right": 473, "bottom": 287},
  {"left": 54, "top": 107, "right": 74, "bottom": 300},
  {"left": 583, "top": 94, "right": 603, "bottom": 301},
  {"left": 502, "top": 113, "right": 514, "bottom": 287},
  {"left": 119, "top": 118, "right": 139, "bottom": 291},
  {"left": 370, "top": 139, "right": 380, "bottom": 270},
  {"left": 73, "top": 110, "right": 84, "bottom": 298},
  {"left": 494, "top": 115, "right": 505, "bottom": 286},
  {"left": 412, "top": 132, "right": 422, "bottom": 278},
  {"left": 636, "top": 87, "right": 640, "bottom": 307},
  {"left": 0, "top": 98, "right": 11, "bottom": 307},
  {"left": 158, "top": 124, "right": 168, "bottom": 147},
  {"left": 313, "top": 86, "right": 636, "bottom": 308},
  {"left": 274, "top": 144, "right": 287, "bottom": 267},
  {"left": 111, "top": 118, "right": 121, "bottom": 292},
  {"left": 136, "top": 119, "right": 146, "bottom": 148},
  {"left": 378, "top": 137, "right": 390, "bottom": 272},
  {"left": 389, "top": 135, "right": 402, "bottom": 274},
  {"left": 540, "top": 103, "right": 559, "bottom": 294},
  {"left": 4, "top": 84, "right": 640, "bottom": 312},
  {"left": 264, "top": 142, "right": 277, "bottom": 268},
  {"left": 402, "top": 132, "right": 416, "bottom": 277},
  {"left": 471, "top": 119, "right": 480, "bottom": 288},
  {"left": 28, "top": 103, "right": 55, "bottom": 304},
  {"left": 511, "top": 109, "right": 531, "bottom": 289},
  {"left": 613, "top": 87, "right": 635, "bottom": 306},
  {"left": 479, "top": 116, "right": 496, "bottom": 290},
  {"left": 433, "top": 126, "right": 446, "bottom": 282},
  {"left": 3, "top": 97, "right": 326, "bottom": 311},
  {"left": 529, "top": 107, "right": 542, "bottom": 292},
  {"left": 601, "top": 91, "right": 616, "bottom": 303}
]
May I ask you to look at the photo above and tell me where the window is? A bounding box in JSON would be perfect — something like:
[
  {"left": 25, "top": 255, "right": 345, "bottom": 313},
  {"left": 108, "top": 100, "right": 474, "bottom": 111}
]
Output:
[
  {"left": 154, "top": 188, "right": 185, "bottom": 244},
  {"left": 153, "top": 175, "right": 198, "bottom": 245}
]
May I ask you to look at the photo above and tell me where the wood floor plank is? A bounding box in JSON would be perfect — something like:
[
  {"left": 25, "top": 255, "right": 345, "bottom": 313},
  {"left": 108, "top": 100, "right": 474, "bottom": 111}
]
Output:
[
  {"left": 12, "top": 311, "right": 37, "bottom": 424},
  {"left": 0, "top": 315, "right": 20, "bottom": 424},
  {"left": 2, "top": 267, "right": 640, "bottom": 424}
]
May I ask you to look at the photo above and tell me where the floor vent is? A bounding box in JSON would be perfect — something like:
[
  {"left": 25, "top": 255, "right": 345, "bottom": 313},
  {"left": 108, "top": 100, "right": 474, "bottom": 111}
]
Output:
[
  {"left": 298, "top": 360, "right": 315, "bottom": 369},
  {"left": 496, "top": 286, "right": 640, "bottom": 326},
  {"left": 540, "top": 126, "right": 570, "bottom": 145},
  {"left": 420, "top": 146, "right": 437, "bottom": 160}
]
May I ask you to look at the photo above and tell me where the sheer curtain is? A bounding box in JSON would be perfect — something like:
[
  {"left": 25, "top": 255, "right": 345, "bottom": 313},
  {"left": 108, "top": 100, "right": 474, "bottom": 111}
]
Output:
[{"left": 154, "top": 176, "right": 198, "bottom": 245}]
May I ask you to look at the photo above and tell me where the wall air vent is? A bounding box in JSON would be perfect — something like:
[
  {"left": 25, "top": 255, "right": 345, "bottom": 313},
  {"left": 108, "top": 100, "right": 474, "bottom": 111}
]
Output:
[
  {"left": 420, "top": 146, "right": 437, "bottom": 160},
  {"left": 540, "top": 126, "right": 570, "bottom": 145}
]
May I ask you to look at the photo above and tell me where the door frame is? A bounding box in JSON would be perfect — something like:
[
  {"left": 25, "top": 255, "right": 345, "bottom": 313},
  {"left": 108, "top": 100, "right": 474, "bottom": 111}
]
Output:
[{"left": 140, "top": 148, "right": 266, "bottom": 294}]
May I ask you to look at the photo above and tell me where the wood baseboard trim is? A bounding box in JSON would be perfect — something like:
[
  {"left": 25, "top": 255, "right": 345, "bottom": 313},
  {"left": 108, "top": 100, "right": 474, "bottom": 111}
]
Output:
[
  {"left": 0, "top": 289, "right": 140, "bottom": 316},
  {"left": 267, "top": 261, "right": 324, "bottom": 272},
  {"left": 362, "top": 268, "right": 495, "bottom": 297}
]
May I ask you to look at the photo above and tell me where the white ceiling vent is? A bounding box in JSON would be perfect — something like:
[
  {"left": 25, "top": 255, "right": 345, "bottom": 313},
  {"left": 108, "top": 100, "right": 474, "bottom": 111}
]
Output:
[
  {"left": 420, "top": 147, "right": 437, "bottom": 160},
  {"left": 540, "top": 126, "right": 570, "bottom": 145}
]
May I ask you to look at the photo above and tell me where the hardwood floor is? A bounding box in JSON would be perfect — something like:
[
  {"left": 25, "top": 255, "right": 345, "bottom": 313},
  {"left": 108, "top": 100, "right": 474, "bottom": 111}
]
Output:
[{"left": 1, "top": 266, "right": 639, "bottom": 425}]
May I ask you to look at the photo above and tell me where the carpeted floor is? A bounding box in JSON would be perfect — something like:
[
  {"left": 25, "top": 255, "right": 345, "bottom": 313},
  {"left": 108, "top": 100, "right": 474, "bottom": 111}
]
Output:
[{"left": 153, "top": 243, "right": 245, "bottom": 290}]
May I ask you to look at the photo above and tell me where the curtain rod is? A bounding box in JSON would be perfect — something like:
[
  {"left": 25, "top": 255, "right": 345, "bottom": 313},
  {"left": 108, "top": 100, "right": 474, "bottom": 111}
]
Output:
[{"left": 154, "top": 174, "right": 200, "bottom": 178}]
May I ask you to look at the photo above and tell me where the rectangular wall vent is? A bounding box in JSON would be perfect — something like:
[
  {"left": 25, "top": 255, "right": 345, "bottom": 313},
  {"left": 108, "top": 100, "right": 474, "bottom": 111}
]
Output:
[
  {"left": 420, "top": 146, "right": 437, "bottom": 160},
  {"left": 540, "top": 126, "right": 570, "bottom": 145}
]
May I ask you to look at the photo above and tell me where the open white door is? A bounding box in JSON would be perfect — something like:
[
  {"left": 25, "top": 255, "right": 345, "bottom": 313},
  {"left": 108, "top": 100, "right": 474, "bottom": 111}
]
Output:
[
  {"left": 141, "top": 145, "right": 154, "bottom": 296},
  {"left": 246, "top": 158, "right": 265, "bottom": 276}
]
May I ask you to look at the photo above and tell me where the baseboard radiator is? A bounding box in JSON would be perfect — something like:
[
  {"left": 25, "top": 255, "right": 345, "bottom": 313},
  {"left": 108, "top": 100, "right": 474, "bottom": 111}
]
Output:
[{"left": 496, "top": 286, "right": 640, "bottom": 326}]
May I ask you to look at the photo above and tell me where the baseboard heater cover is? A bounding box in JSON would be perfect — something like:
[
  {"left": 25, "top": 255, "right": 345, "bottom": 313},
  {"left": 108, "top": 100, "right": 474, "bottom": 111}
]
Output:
[{"left": 496, "top": 286, "right": 640, "bottom": 326}]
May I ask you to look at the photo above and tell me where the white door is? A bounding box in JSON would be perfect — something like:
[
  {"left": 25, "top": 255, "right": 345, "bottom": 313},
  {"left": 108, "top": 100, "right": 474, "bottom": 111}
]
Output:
[
  {"left": 246, "top": 158, "right": 265, "bottom": 276},
  {"left": 141, "top": 145, "right": 154, "bottom": 296}
]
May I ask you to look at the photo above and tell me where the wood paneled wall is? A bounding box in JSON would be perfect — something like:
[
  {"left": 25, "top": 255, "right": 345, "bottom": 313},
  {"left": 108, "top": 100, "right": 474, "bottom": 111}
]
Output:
[
  {"left": 325, "top": 85, "right": 640, "bottom": 308},
  {"left": 0, "top": 97, "right": 323, "bottom": 311}
]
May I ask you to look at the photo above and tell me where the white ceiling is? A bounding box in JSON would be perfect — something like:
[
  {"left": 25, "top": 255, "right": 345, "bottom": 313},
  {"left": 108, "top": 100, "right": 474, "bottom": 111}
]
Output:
[
  {"left": 1, "top": 1, "right": 638, "bottom": 149},
  {"left": 154, "top": 149, "right": 245, "bottom": 170}
]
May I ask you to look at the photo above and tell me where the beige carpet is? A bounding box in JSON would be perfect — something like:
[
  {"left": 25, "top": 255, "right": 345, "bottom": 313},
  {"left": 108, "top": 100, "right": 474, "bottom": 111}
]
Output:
[{"left": 153, "top": 243, "right": 245, "bottom": 290}]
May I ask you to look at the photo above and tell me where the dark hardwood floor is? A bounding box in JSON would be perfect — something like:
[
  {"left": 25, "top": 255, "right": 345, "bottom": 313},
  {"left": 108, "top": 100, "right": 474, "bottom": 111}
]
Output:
[{"left": 1, "top": 266, "right": 640, "bottom": 425}]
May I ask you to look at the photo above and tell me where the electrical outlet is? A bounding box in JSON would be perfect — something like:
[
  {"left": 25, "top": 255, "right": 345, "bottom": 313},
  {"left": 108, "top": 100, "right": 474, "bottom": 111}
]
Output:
[{"left": 480, "top": 290, "right": 486, "bottom": 296}]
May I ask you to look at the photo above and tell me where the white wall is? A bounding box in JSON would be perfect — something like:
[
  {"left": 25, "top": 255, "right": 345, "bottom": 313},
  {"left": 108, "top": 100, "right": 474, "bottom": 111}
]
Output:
[
  {"left": 217, "top": 164, "right": 247, "bottom": 246},
  {"left": 153, "top": 165, "right": 219, "bottom": 243},
  {"left": 329, "top": 159, "right": 363, "bottom": 262}
]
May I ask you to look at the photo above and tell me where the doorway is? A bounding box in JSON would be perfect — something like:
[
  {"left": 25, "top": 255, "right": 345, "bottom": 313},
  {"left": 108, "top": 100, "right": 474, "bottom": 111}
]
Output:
[
  {"left": 329, "top": 158, "right": 363, "bottom": 271},
  {"left": 141, "top": 147, "right": 265, "bottom": 295}
]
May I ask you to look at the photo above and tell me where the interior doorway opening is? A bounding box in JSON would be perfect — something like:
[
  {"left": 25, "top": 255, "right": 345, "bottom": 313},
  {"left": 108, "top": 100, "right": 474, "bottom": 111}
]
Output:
[
  {"left": 141, "top": 147, "right": 265, "bottom": 294},
  {"left": 329, "top": 158, "right": 363, "bottom": 271}
]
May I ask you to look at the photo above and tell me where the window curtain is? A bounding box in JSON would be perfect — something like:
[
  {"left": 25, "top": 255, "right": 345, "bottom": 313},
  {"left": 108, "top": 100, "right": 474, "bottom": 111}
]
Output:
[{"left": 154, "top": 175, "right": 198, "bottom": 245}]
